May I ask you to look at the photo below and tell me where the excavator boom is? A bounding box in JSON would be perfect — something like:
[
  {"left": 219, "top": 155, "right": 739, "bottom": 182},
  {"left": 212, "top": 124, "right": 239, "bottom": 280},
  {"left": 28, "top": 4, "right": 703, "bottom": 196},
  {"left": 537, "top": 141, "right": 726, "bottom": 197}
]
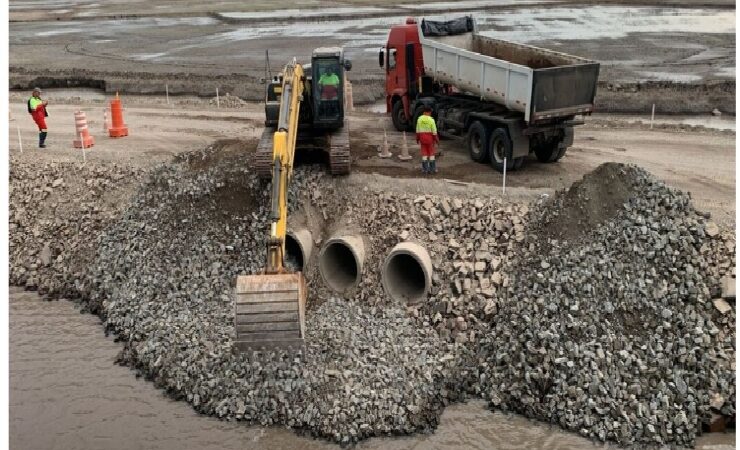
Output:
[{"left": 234, "top": 61, "right": 307, "bottom": 351}]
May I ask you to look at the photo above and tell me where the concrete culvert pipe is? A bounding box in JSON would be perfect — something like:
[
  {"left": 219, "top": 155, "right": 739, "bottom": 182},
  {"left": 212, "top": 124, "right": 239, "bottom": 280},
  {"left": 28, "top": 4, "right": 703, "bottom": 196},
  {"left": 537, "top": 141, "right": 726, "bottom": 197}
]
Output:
[
  {"left": 382, "top": 242, "right": 432, "bottom": 304},
  {"left": 285, "top": 228, "right": 313, "bottom": 272},
  {"left": 319, "top": 235, "right": 365, "bottom": 293}
]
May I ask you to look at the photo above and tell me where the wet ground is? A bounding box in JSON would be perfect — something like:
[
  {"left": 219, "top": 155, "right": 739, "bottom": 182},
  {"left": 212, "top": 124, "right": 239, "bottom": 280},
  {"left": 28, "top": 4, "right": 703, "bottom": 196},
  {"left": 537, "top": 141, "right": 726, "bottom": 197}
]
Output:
[
  {"left": 9, "top": 288, "right": 736, "bottom": 450},
  {"left": 8, "top": 1, "right": 735, "bottom": 89}
]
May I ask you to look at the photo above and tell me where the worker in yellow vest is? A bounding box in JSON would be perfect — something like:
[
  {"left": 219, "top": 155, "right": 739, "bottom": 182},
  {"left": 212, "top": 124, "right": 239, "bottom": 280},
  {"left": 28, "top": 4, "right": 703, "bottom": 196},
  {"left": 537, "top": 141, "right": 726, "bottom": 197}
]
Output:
[
  {"left": 415, "top": 106, "right": 439, "bottom": 174},
  {"left": 28, "top": 87, "right": 49, "bottom": 148}
]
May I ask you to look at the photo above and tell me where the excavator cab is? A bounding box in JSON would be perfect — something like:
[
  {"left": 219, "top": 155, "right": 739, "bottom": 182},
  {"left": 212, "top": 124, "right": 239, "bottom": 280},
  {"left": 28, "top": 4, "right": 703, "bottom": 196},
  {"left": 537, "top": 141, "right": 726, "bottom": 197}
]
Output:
[{"left": 311, "top": 48, "right": 351, "bottom": 128}]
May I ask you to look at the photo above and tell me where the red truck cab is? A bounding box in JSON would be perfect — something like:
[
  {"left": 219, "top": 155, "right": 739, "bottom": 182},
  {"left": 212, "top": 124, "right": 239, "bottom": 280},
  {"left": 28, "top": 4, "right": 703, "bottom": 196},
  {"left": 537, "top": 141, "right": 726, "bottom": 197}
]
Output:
[{"left": 379, "top": 18, "right": 424, "bottom": 131}]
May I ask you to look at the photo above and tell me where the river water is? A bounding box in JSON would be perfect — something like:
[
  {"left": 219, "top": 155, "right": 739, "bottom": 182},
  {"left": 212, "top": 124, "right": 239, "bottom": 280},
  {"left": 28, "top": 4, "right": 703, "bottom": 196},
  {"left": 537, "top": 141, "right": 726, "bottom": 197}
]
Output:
[{"left": 9, "top": 288, "right": 736, "bottom": 450}]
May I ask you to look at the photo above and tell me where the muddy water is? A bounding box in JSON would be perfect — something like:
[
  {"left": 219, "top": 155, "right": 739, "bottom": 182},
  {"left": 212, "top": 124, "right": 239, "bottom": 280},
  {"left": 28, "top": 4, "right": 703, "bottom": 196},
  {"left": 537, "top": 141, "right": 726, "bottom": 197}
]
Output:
[{"left": 9, "top": 288, "right": 735, "bottom": 450}]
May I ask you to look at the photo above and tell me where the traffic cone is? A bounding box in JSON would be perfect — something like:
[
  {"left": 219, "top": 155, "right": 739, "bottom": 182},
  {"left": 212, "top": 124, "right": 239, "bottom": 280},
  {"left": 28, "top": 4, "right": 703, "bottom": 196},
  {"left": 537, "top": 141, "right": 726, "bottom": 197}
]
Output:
[
  {"left": 378, "top": 127, "right": 392, "bottom": 158},
  {"left": 108, "top": 93, "right": 129, "bottom": 137},
  {"left": 73, "top": 110, "right": 95, "bottom": 148},
  {"left": 398, "top": 131, "right": 412, "bottom": 161}
]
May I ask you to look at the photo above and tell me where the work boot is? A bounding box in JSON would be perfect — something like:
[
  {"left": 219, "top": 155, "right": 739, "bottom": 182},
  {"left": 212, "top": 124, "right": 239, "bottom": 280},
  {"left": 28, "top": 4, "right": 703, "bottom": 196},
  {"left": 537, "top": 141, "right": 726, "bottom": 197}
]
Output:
[
  {"left": 421, "top": 160, "right": 429, "bottom": 174},
  {"left": 39, "top": 132, "right": 47, "bottom": 148},
  {"left": 430, "top": 159, "right": 438, "bottom": 174}
]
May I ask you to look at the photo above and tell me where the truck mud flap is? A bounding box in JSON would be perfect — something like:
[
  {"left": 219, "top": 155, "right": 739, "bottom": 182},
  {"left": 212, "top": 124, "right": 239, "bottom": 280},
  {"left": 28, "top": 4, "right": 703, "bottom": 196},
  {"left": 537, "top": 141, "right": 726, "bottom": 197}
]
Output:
[{"left": 507, "top": 121, "right": 530, "bottom": 159}]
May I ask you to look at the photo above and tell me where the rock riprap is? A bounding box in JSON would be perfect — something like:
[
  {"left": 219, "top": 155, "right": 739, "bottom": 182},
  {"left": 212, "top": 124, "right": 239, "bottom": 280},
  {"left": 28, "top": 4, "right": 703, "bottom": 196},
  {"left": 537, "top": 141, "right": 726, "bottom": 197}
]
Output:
[
  {"left": 8, "top": 146, "right": 735, "bottom": 447},
  {"left": 477, "top": 163, "right": 735, "bottom": 447}
]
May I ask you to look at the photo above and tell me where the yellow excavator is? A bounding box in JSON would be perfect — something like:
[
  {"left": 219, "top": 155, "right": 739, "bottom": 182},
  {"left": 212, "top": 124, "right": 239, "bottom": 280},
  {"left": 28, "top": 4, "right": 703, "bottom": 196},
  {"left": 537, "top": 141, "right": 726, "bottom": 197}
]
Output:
[{"left": 233, "top": 50, "right": 351, "bottom": 350}]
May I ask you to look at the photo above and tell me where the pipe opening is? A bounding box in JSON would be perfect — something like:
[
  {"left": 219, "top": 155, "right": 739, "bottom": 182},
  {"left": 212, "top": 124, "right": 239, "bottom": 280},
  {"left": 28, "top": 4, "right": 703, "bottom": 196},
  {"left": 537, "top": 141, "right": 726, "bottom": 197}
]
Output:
[
  {"left": 319, "top": 241, "right": 359, "bottom": 292},
  {"left": 284, "top": 234, "right": 304, "bottom": 271},
  {"left": 382, "top": 242, "right": 432, "bottom": 304},
  {"left": 384, "top": 253, "right": 427, "bottom": 302}
]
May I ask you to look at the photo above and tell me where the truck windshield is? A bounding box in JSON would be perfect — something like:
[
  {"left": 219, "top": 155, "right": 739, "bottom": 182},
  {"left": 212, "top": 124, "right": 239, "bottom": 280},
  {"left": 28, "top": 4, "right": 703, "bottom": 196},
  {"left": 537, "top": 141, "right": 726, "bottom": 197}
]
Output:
[{"left": 315, "top": 59, "right": 342, "bottom": 120}]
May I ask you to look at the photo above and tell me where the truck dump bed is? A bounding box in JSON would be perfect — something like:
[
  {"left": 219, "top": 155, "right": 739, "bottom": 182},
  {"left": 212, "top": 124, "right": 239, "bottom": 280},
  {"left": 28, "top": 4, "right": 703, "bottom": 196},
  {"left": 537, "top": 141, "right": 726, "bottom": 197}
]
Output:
[{"left": 419, "top": 18, "right": 600, "bottom": 123}]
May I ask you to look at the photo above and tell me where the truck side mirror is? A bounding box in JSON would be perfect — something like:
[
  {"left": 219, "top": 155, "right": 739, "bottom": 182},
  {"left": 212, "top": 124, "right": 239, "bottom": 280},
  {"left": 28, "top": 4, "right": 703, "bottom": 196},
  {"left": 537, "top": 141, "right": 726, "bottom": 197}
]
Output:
[
  {"left": 344, "top": 60, "right": 352, "bottom": 72},
  {"left": 378, "top": 49, "right": 384, "bottom": 68}
]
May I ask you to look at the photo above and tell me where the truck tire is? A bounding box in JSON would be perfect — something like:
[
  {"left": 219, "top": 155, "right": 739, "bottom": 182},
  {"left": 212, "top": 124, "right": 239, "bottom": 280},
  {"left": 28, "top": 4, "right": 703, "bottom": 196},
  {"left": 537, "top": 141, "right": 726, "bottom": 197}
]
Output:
[
  {"left": 535, "top": 144, "right": 558, "bottom": 163},
  {"left": 488, "top": 127, "right": 515, "bottom": 173},
  {"left": 392, "top": 101, "right": 410, "bottom": 132},
  {"left": 514, "top": 156, "right": 526, "bottom": 169},
  {"left": 535, "top": 138, "right": 568, "bottom": 163},
  {"left": 554, "top": 145, "right": 568, "bottom": 161},
  {"left": 466, "top": 121, "right": 489, "bottom": 163},
  {"left": 412, "top": 105, "right": 426, "bottom": 132}
]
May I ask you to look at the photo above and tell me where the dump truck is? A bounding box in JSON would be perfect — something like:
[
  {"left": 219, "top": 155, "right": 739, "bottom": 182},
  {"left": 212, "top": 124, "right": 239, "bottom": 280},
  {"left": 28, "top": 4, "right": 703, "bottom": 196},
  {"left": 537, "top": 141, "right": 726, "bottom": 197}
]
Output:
[{"left": 380, "top": 17, "right": 600, "bottom": 172}]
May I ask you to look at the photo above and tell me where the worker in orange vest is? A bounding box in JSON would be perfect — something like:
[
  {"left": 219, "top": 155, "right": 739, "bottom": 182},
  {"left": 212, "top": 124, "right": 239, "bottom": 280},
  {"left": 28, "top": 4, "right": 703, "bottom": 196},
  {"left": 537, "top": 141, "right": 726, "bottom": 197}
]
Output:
[
  {"left": 27, "top": 87, "right": 49, "bottom": 148},
  {"left": 415, "top": 105, "right": 438, "bottom": 174}
]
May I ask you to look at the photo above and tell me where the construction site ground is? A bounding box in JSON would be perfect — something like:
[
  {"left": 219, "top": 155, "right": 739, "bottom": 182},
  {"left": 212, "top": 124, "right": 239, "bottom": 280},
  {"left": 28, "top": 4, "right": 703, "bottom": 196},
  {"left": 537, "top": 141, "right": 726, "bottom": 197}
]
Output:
[
  {"left": 9, "top": 0, "right": 736, "bottom": 113},
  {"left": 8, "top": 90, "right": 736, "bottom": 228},
  {"left": 8, "top": 0, "right": 737, "bottom": 448}
]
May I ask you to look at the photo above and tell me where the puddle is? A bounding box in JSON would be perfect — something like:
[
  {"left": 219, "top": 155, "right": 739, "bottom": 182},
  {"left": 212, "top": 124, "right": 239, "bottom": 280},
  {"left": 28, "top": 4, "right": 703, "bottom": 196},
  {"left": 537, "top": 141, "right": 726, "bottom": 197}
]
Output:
[
  {"left": 11, "top": 6, "right": 735, "bottom": 53},
  {"left": 684, "top": 48, "right": 732, "bottom": 62},
  {"left": 637, "top": 71, "right": 703, "bottom": 82},
  {"left": 716, "top": 67, "right": 735, "bottom": 78},
  {"left": 400, "top": 0, "right": 554, "bottom": 10},
  {"left": 181, "top": 6, "right": 735, "bottom": 54},
  {"left": 608, "top": 114, "right": 736, "bottom": 131},
  {"left": 363, "top": 102, "right": 388, "bottom": 114},
  {"left": 476, "top": 7, "right": 736, "bottom": 42},
  {"left": 132, "top": 52, "right": 170, "bottom": 61},
  {"left": 9, "top": 0, "right": 83, "bottom": 10},
  {"left": 220, "top": 7, "right": 390, "bottom": 20},
  {"left": 15, "top": 16, "right": 218, "bottom": 38}
]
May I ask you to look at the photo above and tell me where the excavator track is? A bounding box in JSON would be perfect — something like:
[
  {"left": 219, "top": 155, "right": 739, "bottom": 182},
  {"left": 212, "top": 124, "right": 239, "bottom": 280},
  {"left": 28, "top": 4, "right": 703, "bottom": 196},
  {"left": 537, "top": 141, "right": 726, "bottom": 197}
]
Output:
[
  {"left": 327, "top": 120, "right": 351, "bottom": 175},
  {"left": 255, "top": 127, "right": 274, "bottom": 179}
]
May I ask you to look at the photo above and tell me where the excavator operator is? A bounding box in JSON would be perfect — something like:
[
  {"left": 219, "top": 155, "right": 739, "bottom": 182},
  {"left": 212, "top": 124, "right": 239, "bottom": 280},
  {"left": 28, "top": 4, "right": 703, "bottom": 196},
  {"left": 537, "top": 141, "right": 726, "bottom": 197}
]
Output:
[
  {"left": 318, "top": 66, "right": 340, "bottom": 116},
  {"left": 318, "top": 67, "right": 340, "bottom": 100}
]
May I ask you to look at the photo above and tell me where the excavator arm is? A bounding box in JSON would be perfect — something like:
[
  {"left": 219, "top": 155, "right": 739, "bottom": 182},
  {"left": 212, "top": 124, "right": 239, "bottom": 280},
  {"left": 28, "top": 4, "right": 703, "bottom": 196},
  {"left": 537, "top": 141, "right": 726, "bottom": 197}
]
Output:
[
  {"left": 234, "top": 60, "right": 307, "bottom": 351},
  {"left": 265, "top": 61, "right": 304, "bottom": 272}
]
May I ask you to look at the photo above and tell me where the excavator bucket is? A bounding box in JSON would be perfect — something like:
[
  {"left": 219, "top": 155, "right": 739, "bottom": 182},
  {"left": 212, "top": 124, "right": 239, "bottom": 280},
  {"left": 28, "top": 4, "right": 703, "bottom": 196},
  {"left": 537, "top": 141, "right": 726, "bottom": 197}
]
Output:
[{"left": 234, "top": 273, "right": 306, "bottom": 351}]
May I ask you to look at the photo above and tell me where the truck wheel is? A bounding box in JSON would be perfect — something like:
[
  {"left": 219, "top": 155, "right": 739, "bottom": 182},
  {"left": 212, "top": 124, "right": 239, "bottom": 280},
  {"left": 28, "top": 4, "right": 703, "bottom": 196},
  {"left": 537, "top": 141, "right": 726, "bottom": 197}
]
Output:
[
  {"left": 466, "top": 121, "right": 489, "bottom": 163},
  {"left": 535, "top": 144, "right": 556, "bottom": 163},
  {"left": 412, "top": 105, "right": 426, "bottom": 129},
  {"left": 535, "top": 138, "right": 568, "bottom": 163},
  {"left": 554, "top": 145, "right": 568, "bottom": 161},
  {"left": 392, "top": 101, "right": 410, "bottom": 132},
  {"left": 488, "top": 128, "right": 515, "bottom": 173}
]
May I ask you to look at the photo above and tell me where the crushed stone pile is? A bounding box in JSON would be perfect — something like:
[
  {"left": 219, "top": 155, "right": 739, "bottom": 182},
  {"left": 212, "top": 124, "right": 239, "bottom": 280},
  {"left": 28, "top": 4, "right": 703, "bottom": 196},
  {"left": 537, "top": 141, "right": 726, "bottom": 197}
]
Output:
[
  {"left": 9, "top": 158, "right": 143, "bottom": 298},
  {"left": 210, "top": 93, "right": 248, "bottom": 108},
  {"left": 8, "top": 146, "right": 736, "bottom": 447},
  {"left": 476, "top": 163, "right": 735, "bottom": 447},
  {"left": 81, "top": 145, "right": 472, "bottom": 445}
]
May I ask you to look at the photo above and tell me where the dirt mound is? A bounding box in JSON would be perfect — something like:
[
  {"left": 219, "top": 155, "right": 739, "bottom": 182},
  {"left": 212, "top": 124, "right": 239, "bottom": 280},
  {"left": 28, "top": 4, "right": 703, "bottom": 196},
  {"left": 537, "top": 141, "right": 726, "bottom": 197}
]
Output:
[{"left": 537, "top": 162, "right": 640, "bottom": 241}]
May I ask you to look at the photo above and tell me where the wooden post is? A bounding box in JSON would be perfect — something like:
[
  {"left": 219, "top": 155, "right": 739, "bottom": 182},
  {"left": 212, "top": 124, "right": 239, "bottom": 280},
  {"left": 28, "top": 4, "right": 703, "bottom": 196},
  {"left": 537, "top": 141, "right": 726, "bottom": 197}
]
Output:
[
  {"left": 216, "top": 87, "right": 220, "bottom": 108},
  {"left": 650, "top": 103, "right": 655, "bottom": 129},
  {"left": 166, "top": 83, "right": 170, "bottom": 105}
]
